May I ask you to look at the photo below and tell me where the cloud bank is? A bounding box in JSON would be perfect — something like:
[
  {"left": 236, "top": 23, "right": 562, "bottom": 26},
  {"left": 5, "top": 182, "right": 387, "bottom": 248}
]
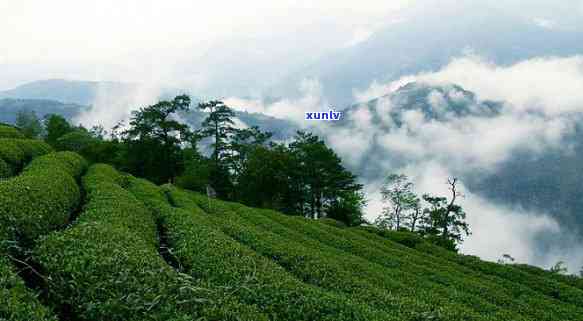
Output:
[
  {"left": 227, "top": 54, "right": 583, "bottom": 272},
  {"left": 348, "top": 55, "right": 583, "bottom": 272}
]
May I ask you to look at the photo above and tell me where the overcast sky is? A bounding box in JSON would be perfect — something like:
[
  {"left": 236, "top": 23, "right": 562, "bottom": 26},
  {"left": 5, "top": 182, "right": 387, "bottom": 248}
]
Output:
[
  {"left": 0, "top": 1, "right": 409, "bottom": 64},
  {"left": 2, "top": 0, "right": 583, "bottom": 90}
]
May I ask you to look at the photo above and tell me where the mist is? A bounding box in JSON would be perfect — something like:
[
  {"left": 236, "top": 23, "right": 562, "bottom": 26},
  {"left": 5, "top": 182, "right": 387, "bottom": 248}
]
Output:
[{"left": 3, "top": 0, "right": 583, "bottom": 272}]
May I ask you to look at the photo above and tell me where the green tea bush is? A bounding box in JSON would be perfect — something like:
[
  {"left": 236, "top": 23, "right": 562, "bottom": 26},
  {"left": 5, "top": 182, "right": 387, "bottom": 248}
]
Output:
[
  {"left": 0, "top": 125, "right": 25, "bottom": 139},
  {"left": 12, "top": 140, "right": 53, "bottom": 160},
  {"left": 173, "top": 191, "right": 497, "bottom": 321},
  {"left": 355, "top": 226, "right": 583, "bottom": 313},
  {"left": 0, "top": 212, "right": 57, "bottom": 321},
  {"left": 0, "top": 256, "right": 58, "bottom": 321},
  {"left": 0, "top": 140, "right": 26, "bottom": 168},
  {"left": 0, "top": 158, "right": 11, "bottom": 179},
  {"left": 318, "top": 217, "right": 347, "bottom": 228},
  {"left": 512, "top": 264, "right": 583, "bottom": 291},
  {"left": 181, "top": 191, "right": 583, "bottom": 321},
  {"left": 34, "top": 164, "right": 267, "bottom": 321},
  {"left": 129, "top": 182, "right": 391, "bottom": 321},
  {"left": 257, "top": 209, "right": 583, "bottom": 321},
  {"left": 0, "top": 139, "right": 53, "bottom": 174},
  {"left": 0, "top": 151, "right": 86, "bottom": 245}
]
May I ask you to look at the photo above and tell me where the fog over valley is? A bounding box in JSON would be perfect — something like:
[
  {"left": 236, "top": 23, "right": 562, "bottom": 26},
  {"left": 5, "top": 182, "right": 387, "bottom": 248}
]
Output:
[{"left": 3, "top": 0, "right": 583, "bottom": 273}]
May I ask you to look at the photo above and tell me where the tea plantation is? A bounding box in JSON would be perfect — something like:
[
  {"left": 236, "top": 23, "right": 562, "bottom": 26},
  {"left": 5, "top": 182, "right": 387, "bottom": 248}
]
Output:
[{"left": 1, "top": 132, "right": 583, "bottom": 320}]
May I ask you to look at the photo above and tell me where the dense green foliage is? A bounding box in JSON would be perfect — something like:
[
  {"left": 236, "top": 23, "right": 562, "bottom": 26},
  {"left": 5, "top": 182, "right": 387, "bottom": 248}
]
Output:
[
  {"left": 0, "top": 139, "right": 53, "bottom": 174},
  {"left": 38, "top": 96, "right": 365, "bottom": 225},
  {"left": 376, "top": 174, "right": 470, "bottom": 250},
  {"left": 15, "top": 110, "right": 44, "bottom": 139},
  {"left": 0, "top": 256, "right": 57, "bottom": 321},
  {"left": 356, "top": 226, "right": 583, "bottom": 312},
  {"left": 0, "top": 158, "right": 11, "bottom": 179},
  {"left": 162, "top": 189, "right": 583, "bottom": 321},
  {"left": 34, "top": 164, "right": 267, "bottom": 321},
  {"left": 0, "top": 151, "right": 85, "bottom": 245},
  {"left": 127, "top": 179, "right": 389, "bottom": 321},
  {"left": 0, "top": 125, "right": 25, "bottom": 139},
  {"left": 43, "top": 114, "right": 74, "bottom": 146},
  {"left": 0, "top": 138, "right": 81, "bottom": 321},
  {"left": 2, "top": 100, "right": 582, "bottom": 321},
  {"left": 123, "top": 95, "right": 193, "bottom": 184}
]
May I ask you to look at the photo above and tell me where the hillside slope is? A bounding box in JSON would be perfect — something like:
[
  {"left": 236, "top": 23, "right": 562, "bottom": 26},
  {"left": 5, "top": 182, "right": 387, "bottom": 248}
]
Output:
[{"left": 1, "top": 132, "right": 583, "bottom": 320}]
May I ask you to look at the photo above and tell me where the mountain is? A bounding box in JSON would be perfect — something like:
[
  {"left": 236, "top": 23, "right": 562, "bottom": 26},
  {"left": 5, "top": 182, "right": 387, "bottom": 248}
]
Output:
[
  {"left": 0, "top": 79, "right": 136, "bottom": 106},
  {"left": 332, "top": 81, "right": 583, "bottom": 253},
  {"left": 1, "top": 133, "right": 583, "bottom": 319},
  {"left": 0, "top": 80, "right": 299, "bottom": 140},
  {"left": 0, "top": 98, "right": 88, "bottom": 123},
  {"left": 269, "top": 6, "right": 583, "bottom": 107},
  {"left": 341, "top": 82, "right": 503, "bottom": 126}
]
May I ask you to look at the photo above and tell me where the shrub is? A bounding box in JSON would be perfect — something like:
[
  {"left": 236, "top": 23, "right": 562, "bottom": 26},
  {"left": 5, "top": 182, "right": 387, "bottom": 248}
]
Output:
[
  {"left": 0, "top": 152, "right": 86, "bottom": 246},
  {"left": 318, "top": 217, "right": 347, "bottom": 228},
  {"left": 55, "top": 131, "right": 96, "bottom": 153},
  {"left": 170, "top": 191, "right": 494, "bottom": 321},
  {"left": 0, "top": 256, "right": 58, "bottom": 321},
  {"left": 183, "top": 191, "right": 583, "bottom": 321},
  {"left": 129, "top": 181, "right": 389, "bottom": 321},
  {"left": 354, "top": 225, "right": 583, "bottom": 316},
  {"left": 0, "top": 125, "right": 25, "bottom": 139},
  {"left": 13, "top": 140, "right": 53, "bottom": 160},
  {"left": 0, "top": 139, "right": 53, "bottom": 174},
  {"left": 0, "top": 140, "right": 26, "bottom": 168},
  {"left": 34, "top": 164, "right": 267, "bottom": 321},
  {"left": 358, "top": 226, "right": 425, "bottom": 248},
  {"left": 0, "top": 158, "right": 11, "bottom": 179},
  {"left": 513, "top": 264, "right": 583, "bottom": 291},
  {"left": 259, "top": 209, "right": 582, "bottom": 321}
]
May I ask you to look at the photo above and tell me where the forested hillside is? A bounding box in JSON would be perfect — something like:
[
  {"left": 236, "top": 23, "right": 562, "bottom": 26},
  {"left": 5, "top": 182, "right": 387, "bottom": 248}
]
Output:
[{"left": 1, "top": 125, "right": 583, "bottom": 320}]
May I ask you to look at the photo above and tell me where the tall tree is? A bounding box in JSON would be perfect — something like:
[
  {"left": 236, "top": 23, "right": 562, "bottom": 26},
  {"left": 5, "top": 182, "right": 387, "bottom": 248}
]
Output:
[
  {"left": 422, "top": 178, "right": 470, "bottom": 246},
  {"left": 16, "top": 110, "right": 43, "bottom": 139},
  {"left": 550, "top": 261, "right": 568, "bottom": 275},
  {"left": 197, "top": 100, "right": 236, "bottom": 166},
  {"left": 289, "top": 131, "right": 362, "bottom": 219},
  {"left": 237, "top": 143, "right": 294, "bottom": 210},
  {"left": 44, "top": 114, "right": 73, "bottom": 146},
  {"left": 197, "top": 100, "right": 237, "bottom": 197},
  {"left": 124, "top": 95, "right": 192, "bottom": 184},
  {"left": 404, "top": 196, "right": 425, "bottom": 232},
  {"left": 326, "top": 190, "right": 367, "bottom": 226},
  {"left": 378, "top": 174, "right": 418, "bottom": 230},
  {"left": 226, "top": 126, "right": 272, "bottom": 179}
]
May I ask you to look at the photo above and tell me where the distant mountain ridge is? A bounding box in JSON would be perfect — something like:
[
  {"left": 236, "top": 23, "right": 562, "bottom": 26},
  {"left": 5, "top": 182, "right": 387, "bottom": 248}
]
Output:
[
  {"left": 341, "top": 82, "right": 503, "bottom": 126},
  {"left": 0, "top": 98, "right": 88, "bottom": 124},
  {"left": 0, "top": 79, "right": 136, "bottom": 106},
  {"left": 268, "top": 6, "right": 583, "bottom": 107},
  {"left": 333, "top": 81, "right": 583, "bottom": 250},
  {"left": 0, "top": 79, "right": 299, "bottom": 141}
]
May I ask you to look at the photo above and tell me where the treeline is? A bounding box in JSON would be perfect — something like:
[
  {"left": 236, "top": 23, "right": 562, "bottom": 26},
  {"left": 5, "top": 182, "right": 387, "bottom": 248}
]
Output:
[
  {"left": 375, "top": 174, "right": 470, "bottom": 251},
  {"left": 13, "top": 96, "right": 365, "bottom": 226}
]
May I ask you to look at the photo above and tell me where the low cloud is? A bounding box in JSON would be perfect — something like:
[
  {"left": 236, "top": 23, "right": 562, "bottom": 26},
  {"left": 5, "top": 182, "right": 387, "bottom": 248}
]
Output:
[
  {"left": 74, "top": 82, "right": 163, "bottom": 130},
  {"left": 336, "top": 55, "right": 583, "bottom": 271},
  {"left": 224, "top": 78, "right": 329, "bottom": 124}
]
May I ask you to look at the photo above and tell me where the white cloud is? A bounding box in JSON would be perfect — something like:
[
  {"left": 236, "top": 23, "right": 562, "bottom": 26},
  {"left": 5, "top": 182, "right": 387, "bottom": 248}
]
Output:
[
  {"left": 416, "top": 55, "right": 583, "bottom": 115},
  {"left": 74, "top": 83, "right": 163, "bottom": 129},
  {"left": 224, "top": 78, "right": 328, "bottom": 124},
  {"left": 0, "top": 0, "right": 412, "bottom": 65},
  {"left": 533, "top": 18, "right": 557, "bottom": 29},
  {"left": 339, "top": 54, "right": 583, "bottom": 271}
]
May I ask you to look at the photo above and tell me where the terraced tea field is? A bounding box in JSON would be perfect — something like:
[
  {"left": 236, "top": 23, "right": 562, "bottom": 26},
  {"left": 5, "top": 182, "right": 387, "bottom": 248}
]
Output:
[{"left": 1, "top": 132, "right": 583, "bottom": 320}]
